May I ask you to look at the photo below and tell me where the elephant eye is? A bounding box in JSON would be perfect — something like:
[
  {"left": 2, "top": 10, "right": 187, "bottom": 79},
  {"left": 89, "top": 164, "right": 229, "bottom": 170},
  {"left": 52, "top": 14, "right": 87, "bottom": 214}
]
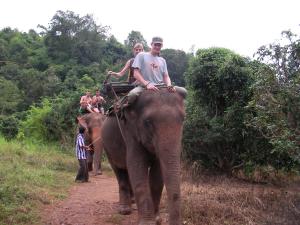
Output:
[{"left": 144, "top": 119, "right": 152, "bottom": 128}]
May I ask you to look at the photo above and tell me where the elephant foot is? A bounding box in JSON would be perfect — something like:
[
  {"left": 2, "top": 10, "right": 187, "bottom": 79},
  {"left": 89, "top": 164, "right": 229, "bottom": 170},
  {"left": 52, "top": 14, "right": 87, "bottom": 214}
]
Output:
[
  {"left": 155, "top": 216, "right": 162, "bottom": 225},
  {"left": 94, "top": 170, "right": 102, "bottom": 176},
  {"left": 138, "top": 216, "right": 161, "bottom": 225},
  {"left": 138, "top": 219, "right": 156, "bottom": 225},
  {"left": 118, "top": 205, "right": 132, "bottom": 215},
  {"left": 131, "top": 198, "right": 135, "bottom": 203}
]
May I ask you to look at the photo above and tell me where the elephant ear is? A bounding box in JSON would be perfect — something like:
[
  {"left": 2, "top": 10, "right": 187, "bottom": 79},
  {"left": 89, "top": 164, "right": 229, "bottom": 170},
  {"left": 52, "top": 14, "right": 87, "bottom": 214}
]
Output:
[
  {"left": 77, "top": 116, "right": 88, "bottom": 129},
  {"left": 175, "top": 86, "right": 188, "bottom": 99}
]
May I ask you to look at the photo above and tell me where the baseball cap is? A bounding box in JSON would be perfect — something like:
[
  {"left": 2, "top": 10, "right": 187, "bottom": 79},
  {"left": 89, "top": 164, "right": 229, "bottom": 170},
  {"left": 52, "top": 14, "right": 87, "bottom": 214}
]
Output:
[{"left": 152, "top": 36, "right": 163, "bottom": 44}]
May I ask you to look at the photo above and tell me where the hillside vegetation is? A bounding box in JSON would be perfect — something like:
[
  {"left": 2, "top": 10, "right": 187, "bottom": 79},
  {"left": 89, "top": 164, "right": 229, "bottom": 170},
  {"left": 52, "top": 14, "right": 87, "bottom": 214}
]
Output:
[
  {"left": 0, "top": 137, "right": 76, "bottom": 225},
  {"left": 0, "top": 10, "right": 299, "bottom": 224}
]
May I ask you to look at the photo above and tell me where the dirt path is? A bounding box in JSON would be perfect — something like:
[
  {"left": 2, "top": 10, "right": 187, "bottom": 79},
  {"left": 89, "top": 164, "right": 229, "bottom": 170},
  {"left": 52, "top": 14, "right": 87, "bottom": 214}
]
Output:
[
  {"left": 41, "top": 171, "right": 300, "bottom": 225},
  {"left": 42, "top": 174, "right": 141, "bottom": 225}
]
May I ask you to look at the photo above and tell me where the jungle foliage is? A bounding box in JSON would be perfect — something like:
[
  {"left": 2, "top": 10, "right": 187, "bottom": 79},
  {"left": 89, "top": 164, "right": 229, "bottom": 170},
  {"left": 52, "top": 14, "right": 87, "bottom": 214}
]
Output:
[
  {"left": 183, "top": 30, "right": 300, "bottom": 172},
  {"left": 0, "top": 10, "right": 189, "bottom": 142},
  {"left": 0, "top": 10, "right": 299, "bottom": 173}
]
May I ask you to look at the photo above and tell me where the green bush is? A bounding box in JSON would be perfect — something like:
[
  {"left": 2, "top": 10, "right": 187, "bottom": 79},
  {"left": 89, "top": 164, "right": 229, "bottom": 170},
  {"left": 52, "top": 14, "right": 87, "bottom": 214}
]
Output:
[
  {"left": 245, "top": 30, "right": 300, "bottom": 170},
  {"left": 43, "top": 92, "right": 81, "bottom": 142},
  {"left": 183, "top": 35, "right": 300, "bottom": 173},
  {"left": 0, "top": 115, "right": 19, "bottom": 140},
  {"left": 18, "top": 99, "right": 52, "bottom": 142},
  {"left": 183, "top": 48, "right": 268, "bottom": 171}
]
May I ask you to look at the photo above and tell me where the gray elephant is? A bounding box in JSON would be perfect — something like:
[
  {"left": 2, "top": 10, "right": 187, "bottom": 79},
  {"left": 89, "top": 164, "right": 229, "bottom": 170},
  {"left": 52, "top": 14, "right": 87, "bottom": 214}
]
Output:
[
  {"left": 77, "top": 113, "right": 105, "bottom": 175},
  {"left": 102, "top": 88, "right": 186, "bottom": 225}
]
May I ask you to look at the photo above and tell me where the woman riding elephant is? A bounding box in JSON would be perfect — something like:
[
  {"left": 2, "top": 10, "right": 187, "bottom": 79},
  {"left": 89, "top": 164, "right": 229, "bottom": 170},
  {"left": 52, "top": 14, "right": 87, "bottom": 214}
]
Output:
[{"left": 102, "top": 88, "right": 186, "bottom": 225}]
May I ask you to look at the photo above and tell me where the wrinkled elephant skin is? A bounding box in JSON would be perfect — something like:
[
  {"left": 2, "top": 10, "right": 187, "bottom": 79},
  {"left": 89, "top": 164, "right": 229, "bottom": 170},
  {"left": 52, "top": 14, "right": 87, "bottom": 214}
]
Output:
[{"left": 102, "top": 89, "right": 186, "bottom": 225}]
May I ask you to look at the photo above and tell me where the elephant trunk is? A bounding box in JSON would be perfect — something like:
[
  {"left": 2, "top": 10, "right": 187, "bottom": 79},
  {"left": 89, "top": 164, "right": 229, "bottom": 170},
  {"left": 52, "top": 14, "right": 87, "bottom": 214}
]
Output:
[
  {"left": 91, "top": 127, "right": 103, "bottom": 175},
  {"left": 156, "top": 126, "right": 182, "bottom": 225}
]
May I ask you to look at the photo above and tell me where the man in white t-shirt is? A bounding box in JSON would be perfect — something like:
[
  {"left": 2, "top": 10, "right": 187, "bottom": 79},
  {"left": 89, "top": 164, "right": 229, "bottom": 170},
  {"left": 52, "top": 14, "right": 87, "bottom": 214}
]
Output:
[{"left": 130, "top": 37, "right": 175, "bottom": 95}]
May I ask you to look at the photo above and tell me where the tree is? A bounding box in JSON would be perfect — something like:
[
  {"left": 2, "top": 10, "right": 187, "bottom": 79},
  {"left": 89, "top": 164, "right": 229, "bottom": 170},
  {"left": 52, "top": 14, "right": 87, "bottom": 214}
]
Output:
[
  {"left": 184, "top": 48, "right": 255, "bottom": 171},
  {"left": 41, "top": 10, "right": 109, "bottom": 64},
  {"left": 124, "top": 30, "right": 149, "bottom": 51},
  {"left": 0, "top": 77, "right": 22, "bottom": 115},
  {"left": 18, "top": 99, "right": 52, "bottom": 142},
  {"left": 161, "top": 49, "right": 189, "bottom": 86},
  {"left": 0, "top": 115, "right": 19, "bottom": 140},
  {"left": 102, "top": 35, "right": 128, "bottom": 65},
  {"left": 245, "top": 29, "right": 300, "bottom": 170},
  {"left": 0, "top": 39, "right": 8, "bottom": 61}
]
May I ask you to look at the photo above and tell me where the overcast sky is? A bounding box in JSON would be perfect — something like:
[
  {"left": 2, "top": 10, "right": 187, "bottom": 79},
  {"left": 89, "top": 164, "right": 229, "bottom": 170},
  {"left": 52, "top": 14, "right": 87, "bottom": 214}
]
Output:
[{"left": 0, "top": 0, "right": 299, "bottom": 58}]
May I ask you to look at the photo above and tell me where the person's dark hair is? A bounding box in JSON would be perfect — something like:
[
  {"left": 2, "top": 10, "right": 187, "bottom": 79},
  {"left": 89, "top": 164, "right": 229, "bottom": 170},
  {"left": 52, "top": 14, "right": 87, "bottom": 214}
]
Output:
[{"left": 79, "top": 126, "right": 85, "bottom": 134}]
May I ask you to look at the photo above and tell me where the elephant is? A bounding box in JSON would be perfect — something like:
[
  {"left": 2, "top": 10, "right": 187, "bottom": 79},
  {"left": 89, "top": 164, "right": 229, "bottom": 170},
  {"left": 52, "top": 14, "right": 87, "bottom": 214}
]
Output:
[
  {"left": 77, "top": 113, "right": 105, "bottom": 175},
  {"left": 102, "top": 88, "right": 186, "bottom": 225}
]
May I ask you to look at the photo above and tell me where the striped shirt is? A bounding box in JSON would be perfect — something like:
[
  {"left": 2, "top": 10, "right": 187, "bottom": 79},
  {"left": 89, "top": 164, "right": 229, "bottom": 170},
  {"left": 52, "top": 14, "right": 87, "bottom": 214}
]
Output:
[{"left": 75, "top": 133, "right": 86, "bottom": 159}]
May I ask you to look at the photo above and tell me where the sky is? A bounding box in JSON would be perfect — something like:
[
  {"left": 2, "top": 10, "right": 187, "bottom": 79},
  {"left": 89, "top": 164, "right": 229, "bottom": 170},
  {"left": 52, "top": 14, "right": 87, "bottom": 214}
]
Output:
[{"left": 0, "top": 0, "right": 299, "bottom": 58}]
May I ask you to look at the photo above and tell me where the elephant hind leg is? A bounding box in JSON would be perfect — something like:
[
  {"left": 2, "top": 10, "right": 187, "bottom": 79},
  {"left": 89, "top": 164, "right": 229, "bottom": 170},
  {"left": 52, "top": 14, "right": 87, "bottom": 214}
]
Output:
[{"left": 112, "top": 166, "right": 132, "bottom": 215}]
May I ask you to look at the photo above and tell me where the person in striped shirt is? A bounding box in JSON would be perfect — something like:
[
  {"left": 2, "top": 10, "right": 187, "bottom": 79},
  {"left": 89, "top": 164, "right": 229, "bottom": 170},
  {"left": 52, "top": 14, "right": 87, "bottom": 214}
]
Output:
[{"left": 75, "top": 126, "right": 90, "bottom": 182}]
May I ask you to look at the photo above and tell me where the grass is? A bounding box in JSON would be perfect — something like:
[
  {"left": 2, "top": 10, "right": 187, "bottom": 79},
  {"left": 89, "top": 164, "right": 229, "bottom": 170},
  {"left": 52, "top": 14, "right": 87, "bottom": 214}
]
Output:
[
  {"left": 2, "top": 135, "right": 298, "bottom": 225},
  {"left": 180, "top": 168, "right": 300, "bottom": 225},
  {"left": 0, "top": 136, "right": 77, "bottom": 225},
  {"left": 105, "top": 213, "right": 123, "bottom": 224}
]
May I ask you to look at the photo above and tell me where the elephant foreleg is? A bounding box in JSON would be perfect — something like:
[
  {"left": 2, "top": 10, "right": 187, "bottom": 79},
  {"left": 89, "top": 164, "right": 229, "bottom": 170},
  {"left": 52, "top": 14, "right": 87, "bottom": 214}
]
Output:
[
  {"left": 93, "top": 145, "right": 102, "bottom": 175},
  {"left": 127, "top": 145, "right": 156, "bottom": 225},
  {"left": 149, "top": 159, "right": 163, "bottom": 223},
  {"left": 91, "top": 131, "right": 103, "bottom": 176}
]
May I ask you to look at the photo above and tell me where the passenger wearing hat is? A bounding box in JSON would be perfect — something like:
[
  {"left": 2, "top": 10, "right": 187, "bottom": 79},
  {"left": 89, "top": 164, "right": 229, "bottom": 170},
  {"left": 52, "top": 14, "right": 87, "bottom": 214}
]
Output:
[{"left": 128, "top": 37, "right": 175, "bottom": 98}]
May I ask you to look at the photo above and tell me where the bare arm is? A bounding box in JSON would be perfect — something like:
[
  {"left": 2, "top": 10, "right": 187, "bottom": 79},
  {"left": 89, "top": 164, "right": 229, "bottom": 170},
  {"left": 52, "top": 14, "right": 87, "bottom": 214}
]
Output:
[
  {"left": 80, "top": 96, "right": 88, "bottom": 107},
  {"left": 133, "top": 68, "right": 148, "bottom": 86},
  {"left": 163, "top": 72, "right": 172, "bottom": 86},
  {"left": 82, "top": 145, "right": 91, "bottom": 150},
  {"left": 163, "top": 72, "right": 176, "bottom": 92},
  {"left": 100, "top": 96, "right": 106, "bottom": 104},
  {"left": 108, "top": 60, "right": 131, "bottom": 77},
  {"left": 134, "top": 69, "right": 159, "bottom": 91},
  {"left": 80, "top": 96, "right": 85, "bottom": 104}
]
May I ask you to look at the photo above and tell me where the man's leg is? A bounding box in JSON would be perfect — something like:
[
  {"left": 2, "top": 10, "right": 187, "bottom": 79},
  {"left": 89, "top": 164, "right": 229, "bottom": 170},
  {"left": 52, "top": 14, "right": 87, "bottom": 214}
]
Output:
[
  {"left": 75, "top": 159, "right": 85, "bottom": 181},
  {"left": 86, "top": 105, "right": 94, "bottom": 113},
  {"left": 127, "top": 86, "right": 144, "bottom": 104},
  {"left": 93, "top": 107, "right": 100, "bottom": 113},
  {"left": 83, "top": 159, "right": 89, "bottom": 182}
]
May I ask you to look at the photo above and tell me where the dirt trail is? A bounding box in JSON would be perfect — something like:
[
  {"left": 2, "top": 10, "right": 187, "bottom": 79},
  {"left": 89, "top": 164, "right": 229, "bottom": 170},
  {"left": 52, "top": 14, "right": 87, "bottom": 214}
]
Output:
[
  {"left": 42, "top": 174, "right": 142, "bottom": 225},
  {"left": 41, "top": 171, "right": 300, "bottom": 225}
]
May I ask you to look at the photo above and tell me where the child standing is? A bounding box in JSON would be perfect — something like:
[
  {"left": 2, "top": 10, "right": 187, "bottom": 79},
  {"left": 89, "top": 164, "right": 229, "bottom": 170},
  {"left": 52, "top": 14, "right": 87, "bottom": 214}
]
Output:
[{"left": 75, "top": 126, "right": 89, "bottom": 182}]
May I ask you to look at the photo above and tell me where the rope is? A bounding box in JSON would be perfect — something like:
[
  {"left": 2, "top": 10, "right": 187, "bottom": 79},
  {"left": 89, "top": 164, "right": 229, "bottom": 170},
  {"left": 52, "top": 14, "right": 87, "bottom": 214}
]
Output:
[
  {"left": 87, "top": 135, "right": 102, "bottom": 148},
  {"left": 111, "top": 85, "right": 127, "bottom": 143},
  {"left": 115, "top": 110, "right": 127, "bottom": 143},
  {"left": 104, "top": 72, "right": 127, "bottom": 143}
]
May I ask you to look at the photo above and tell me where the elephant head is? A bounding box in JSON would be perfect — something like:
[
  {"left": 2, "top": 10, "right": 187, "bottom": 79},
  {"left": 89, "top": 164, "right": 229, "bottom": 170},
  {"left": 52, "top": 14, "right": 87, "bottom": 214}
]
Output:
[
  {"left": 77, "top": 113, "right": 105, "bottom": 175},
  {"left": 102, "top": 88, "right": 186, "bottom": 225}
]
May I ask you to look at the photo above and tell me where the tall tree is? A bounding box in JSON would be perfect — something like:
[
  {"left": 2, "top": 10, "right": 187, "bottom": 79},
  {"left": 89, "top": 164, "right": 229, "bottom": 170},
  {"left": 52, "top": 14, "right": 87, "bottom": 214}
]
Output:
[
  {"left": 0, "top": 76, "right": 22, "bottom": 115},
  {"left": 184, "top": 48, "right": 255, "bottom": 171},
  {"left": 124, "top": 30, "right": 149, "bottom": 51},
  {"left": 246, "top": 29, "right": 300, "bottom": 169},
  {"left": 41, "top": 10, "right": 109, "bottom": 64},
  {"left": 161, "top": 49, "right": 189, "bottom": 86}
]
